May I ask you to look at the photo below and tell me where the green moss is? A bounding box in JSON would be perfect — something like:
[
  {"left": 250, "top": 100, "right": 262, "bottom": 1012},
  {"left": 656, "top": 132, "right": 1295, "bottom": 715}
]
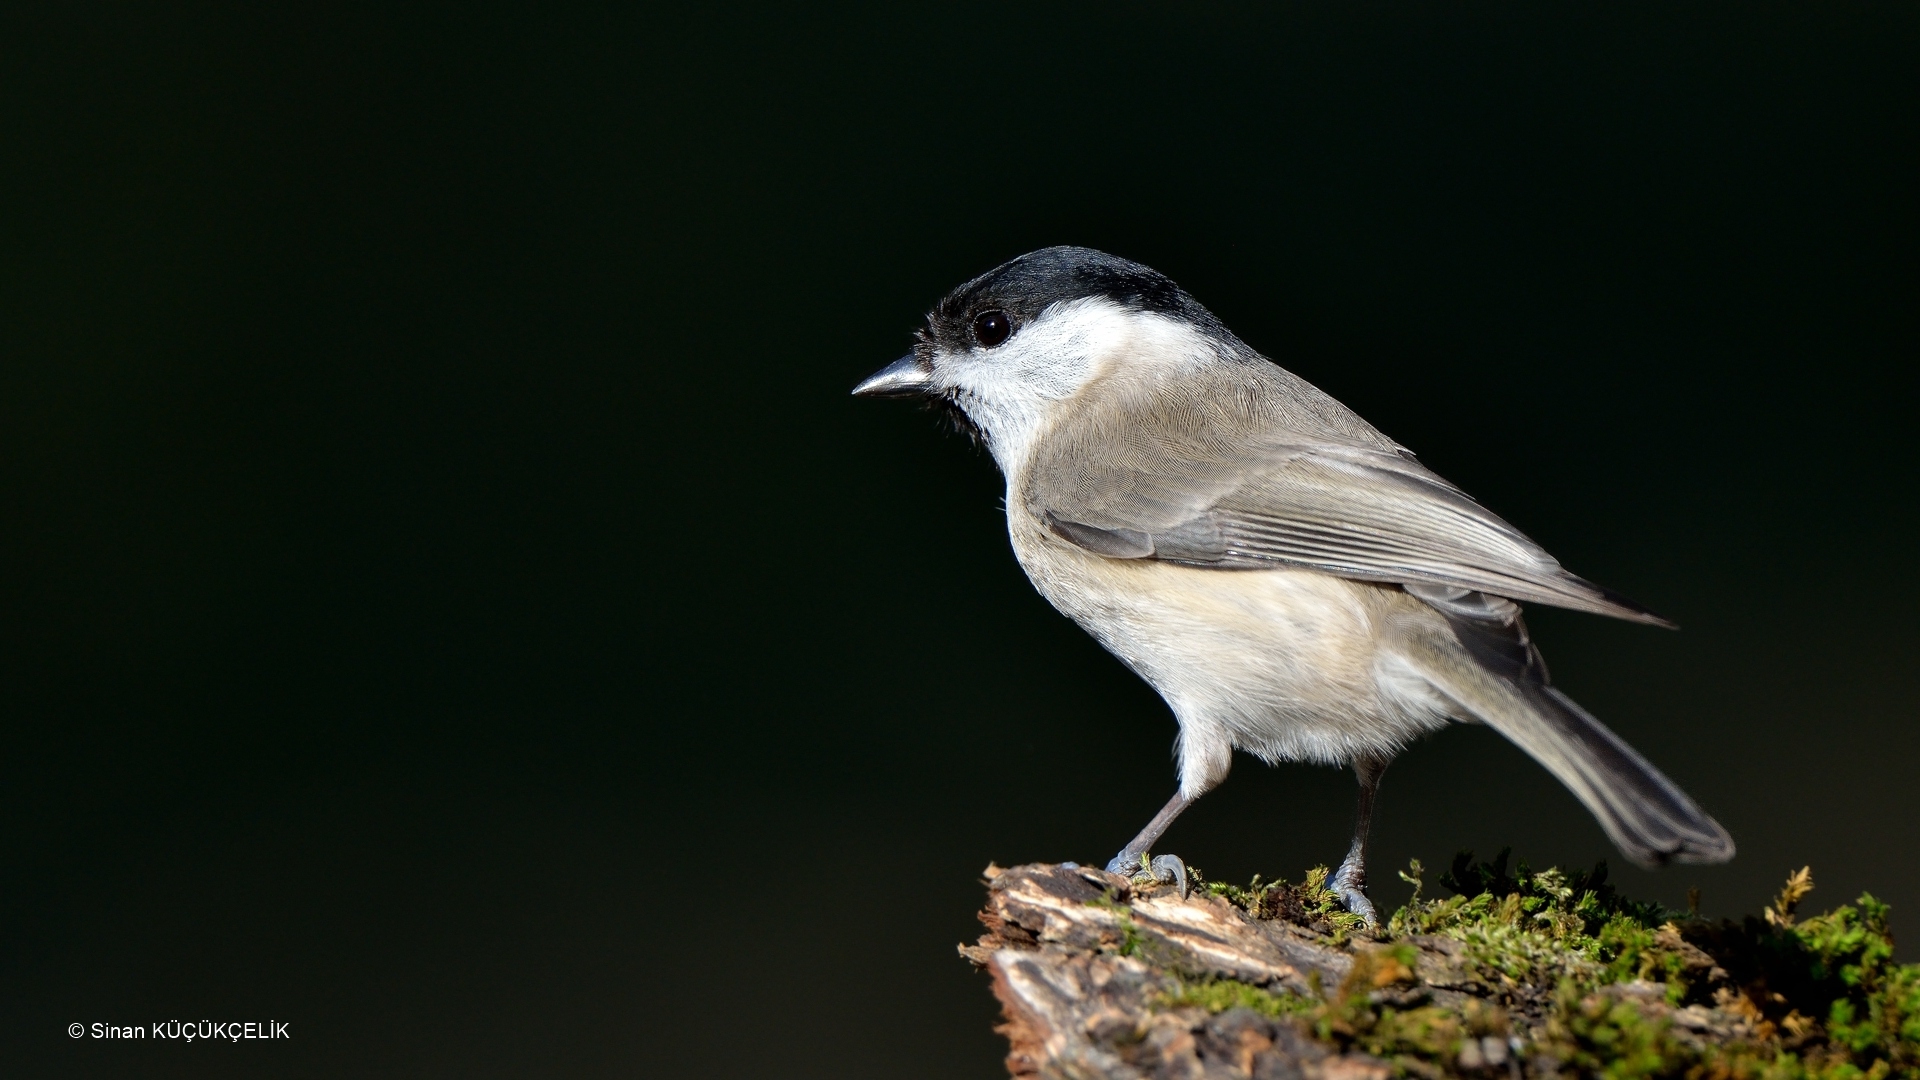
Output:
[
  {"left": 1154, "top": 940, "right": 1495, "bottom": 1063},
  {"left": 1436, "top": 848, "right": 1677, "bottom": 933},
  {"left": 1162, "top": 859, "right": 1920, "bottom": 1080},
  {"left": 1386, "top": 852, "right": 1704, "bottom": 1002},
  {"left": 1798, "top": 895, "right": 1920, "bottom": 1066},
  {"left": 1542, "top": 982, "right": 1681, "bottom": 1080},
  {"left": 1087, "top": 893, "right": 1147, "bottom": 958},
  {"left": 1158, "top": 978, "right": 1314, "bottom": 1019},
  {"left": 1200, "top": 864, "right": 1370, "bottom": 941},
  {"left": 1310, "top": 943, "right": 1496, "bottom": 1062}
]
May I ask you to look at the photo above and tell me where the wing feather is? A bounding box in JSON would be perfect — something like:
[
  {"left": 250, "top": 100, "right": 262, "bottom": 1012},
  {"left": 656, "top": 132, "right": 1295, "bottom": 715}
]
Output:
[{"left": 1021, "top": 359, "right": 1670, "bottom": 626}]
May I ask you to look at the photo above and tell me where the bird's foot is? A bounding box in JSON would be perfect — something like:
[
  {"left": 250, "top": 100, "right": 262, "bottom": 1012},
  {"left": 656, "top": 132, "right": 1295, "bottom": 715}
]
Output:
[
  {"left": 1330, "top": 863, "right": 1377, "bottom": 927},
  {"left": 1334, "top": 885, "right": 1377, "bottom": 927},
  {"left": 1147, "top": 854, "right": 1189, "bottom": 898},
  {"left": 1104, "top": 852, "right": 1189, "bottom": 898}
]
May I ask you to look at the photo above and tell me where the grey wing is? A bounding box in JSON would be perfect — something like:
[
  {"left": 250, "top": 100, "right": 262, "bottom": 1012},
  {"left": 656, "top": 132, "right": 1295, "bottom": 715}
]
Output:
[{"left": 1024, "top": 378, "right": 1670, "bottom": 626}]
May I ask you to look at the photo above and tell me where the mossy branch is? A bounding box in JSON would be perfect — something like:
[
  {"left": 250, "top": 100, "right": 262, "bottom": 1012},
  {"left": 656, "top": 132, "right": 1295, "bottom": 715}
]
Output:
[{"left": 963, "top": 857, "right": 1920, "bottom": 1080}]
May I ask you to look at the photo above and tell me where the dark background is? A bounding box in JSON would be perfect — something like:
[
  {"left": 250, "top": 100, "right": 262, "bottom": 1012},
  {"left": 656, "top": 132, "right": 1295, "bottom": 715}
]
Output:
[{"left": 4, "top": 2, "right": 1916, "bottom": 1076}]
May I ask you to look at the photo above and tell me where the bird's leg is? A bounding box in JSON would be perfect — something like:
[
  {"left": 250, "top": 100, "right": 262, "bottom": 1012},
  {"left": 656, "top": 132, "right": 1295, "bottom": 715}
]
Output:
[
  {"left": 1104, "top": 791, "right": 1194, "bottom": 896},
  {"left": 1330, "top": 753, "right": 1391, "bottom": 926}
]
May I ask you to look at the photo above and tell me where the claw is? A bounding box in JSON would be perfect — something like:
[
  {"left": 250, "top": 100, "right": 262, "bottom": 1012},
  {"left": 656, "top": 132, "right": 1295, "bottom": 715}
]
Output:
[
  {"left": 1330, "top": 867, "right": 1378, "bottom": 927},
  {"left": 1148, "top": 854, "right": 1189, "bottom": 898},
  {"left": 1330, "top": 850, "right": 1379, "bottom": 927},
  {"left": 1335, "top": 885, "right": 1378, "bottom": 927},
  {"left": 1103, "top": 852, "right": 1189, "bottom": 898}
]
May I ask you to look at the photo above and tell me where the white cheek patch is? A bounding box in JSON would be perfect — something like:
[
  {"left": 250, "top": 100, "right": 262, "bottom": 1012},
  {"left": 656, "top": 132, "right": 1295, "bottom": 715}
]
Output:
[{"left": 939, "top": 299, "right": 1211, "bottom": 474}]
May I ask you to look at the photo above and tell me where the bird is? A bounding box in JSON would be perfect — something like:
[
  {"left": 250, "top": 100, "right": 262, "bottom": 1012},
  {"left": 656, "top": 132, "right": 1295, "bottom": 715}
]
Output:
[{"left": 853, "top": 246, "right": 1733, "bottom": 922}]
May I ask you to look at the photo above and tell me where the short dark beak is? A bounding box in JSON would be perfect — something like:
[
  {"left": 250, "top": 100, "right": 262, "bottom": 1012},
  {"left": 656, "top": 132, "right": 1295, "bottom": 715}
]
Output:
[{"left": 852, "top": 352, "right": 934, "bottom": 397}]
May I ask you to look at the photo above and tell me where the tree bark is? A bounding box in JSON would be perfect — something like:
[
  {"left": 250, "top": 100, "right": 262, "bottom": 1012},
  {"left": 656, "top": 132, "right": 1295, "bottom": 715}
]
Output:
[{"left": 960, "top": 862, "right": 1752, "bottom": 1080}]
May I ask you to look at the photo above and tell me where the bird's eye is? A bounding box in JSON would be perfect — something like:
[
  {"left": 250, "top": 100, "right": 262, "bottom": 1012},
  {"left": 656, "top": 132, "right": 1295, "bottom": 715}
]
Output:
[{"left": 971, "top": 310, "right": 1012, "bottom": 348}]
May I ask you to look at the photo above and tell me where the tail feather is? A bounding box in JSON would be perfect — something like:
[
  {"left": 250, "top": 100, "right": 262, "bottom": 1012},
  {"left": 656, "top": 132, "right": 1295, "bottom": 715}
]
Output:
[
  {"left": 1395, "top": 605, "right": 1734, "bottom": 867},
  {"left": 1502, "top": 681, "right": 1733, "bottom": 866}
]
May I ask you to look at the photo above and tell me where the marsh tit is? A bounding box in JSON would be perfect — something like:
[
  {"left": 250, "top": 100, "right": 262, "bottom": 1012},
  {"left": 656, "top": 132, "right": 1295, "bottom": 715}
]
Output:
[{"left": 855, "top": 246, "right": 1732, "bottom": 921}]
